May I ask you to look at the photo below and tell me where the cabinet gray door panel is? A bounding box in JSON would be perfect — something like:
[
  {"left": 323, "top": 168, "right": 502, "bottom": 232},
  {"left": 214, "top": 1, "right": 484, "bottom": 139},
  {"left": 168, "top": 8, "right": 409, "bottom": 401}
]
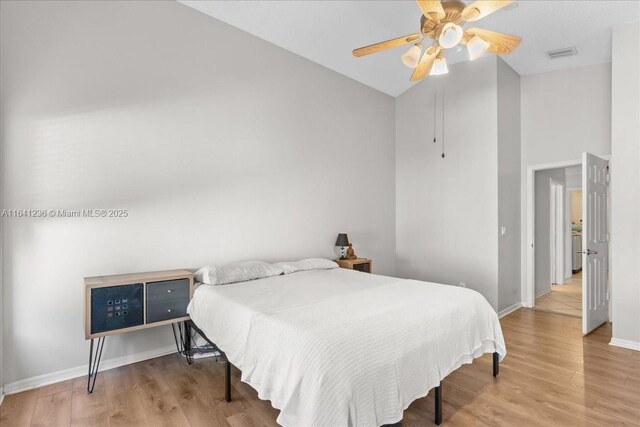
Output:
[
  {"left": 147, "top": 279, "right": 189, "bottom": 302},
  {"left": 146, "top": 278, "right": 190, "bottom": 323},
  {"left": 146, "top": 300, "right": 188, "bottom": 323}
]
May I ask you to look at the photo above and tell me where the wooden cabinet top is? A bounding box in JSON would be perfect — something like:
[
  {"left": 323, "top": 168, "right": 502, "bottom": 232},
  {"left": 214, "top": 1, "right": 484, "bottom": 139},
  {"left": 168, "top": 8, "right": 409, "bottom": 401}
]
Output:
[{"left": 85, "top": 269, "right": 193, "bottom": 287}]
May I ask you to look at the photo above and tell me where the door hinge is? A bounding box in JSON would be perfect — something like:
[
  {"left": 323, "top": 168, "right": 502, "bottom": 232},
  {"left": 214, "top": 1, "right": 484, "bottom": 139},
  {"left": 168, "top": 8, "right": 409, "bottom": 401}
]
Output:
[{"left": 606, "top": 166, "right": 611, "bottom": 184}]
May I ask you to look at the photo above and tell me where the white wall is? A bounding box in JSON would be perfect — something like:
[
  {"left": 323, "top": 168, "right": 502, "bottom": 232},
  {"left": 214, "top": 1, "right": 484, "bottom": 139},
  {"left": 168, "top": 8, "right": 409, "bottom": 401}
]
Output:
[
  {"left": 0, "top": 0, "right": 396, "bottom": 385},
  {"left": 497, "top": 59, "right": 521, "bottom": 312},
  {"left": 395, "top": 56, "right": 499, "bottom": 309},
  {"left": 520, "top": 63, "right": 611, "bottom": 303},
  {"left": 610, "top": 22, "right": 640, "bottom": 347},
  {"left": 534, "top": 168, "right": 566, "bottom": 297}
]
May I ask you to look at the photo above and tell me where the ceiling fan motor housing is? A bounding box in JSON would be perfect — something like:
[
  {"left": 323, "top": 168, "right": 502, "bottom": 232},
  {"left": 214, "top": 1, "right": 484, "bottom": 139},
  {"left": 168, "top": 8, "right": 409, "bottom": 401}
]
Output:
[{"left": 421, "top": 0, "right": 467, "bottom": 41}]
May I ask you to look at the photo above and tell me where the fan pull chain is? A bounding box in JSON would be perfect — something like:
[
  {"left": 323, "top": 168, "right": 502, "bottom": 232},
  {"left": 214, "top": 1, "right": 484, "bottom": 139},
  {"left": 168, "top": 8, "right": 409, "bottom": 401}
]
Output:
[
  {"left": 433, "top": 92, "right": 437, "bottom": 144},
  {"left": 441, "top": 90, "right": 445, "bottom": 158}
]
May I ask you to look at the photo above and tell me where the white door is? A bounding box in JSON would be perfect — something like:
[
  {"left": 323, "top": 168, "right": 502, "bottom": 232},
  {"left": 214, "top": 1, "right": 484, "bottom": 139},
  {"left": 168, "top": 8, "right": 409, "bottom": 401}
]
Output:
[{"left": 582, "top": 153, "right": 609, "bottom": 335}]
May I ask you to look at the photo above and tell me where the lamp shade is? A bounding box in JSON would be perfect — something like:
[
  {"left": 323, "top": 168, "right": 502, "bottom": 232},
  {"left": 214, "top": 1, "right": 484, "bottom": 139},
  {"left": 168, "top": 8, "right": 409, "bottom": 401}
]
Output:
[
  {"left": 401, "top": 43, "right": 423, "bottom": 68},
  {"left": 430, "top": 51, "right": 449, "bottom": 76},
  {"left": 467, "top": 35, "right": 490, "bottom": 61},
  {"left": 335, "top": 233, "right": 350, "bottom": 247},
  {"left": 438, "top": 23, "right": 463, "bottom": 49}
]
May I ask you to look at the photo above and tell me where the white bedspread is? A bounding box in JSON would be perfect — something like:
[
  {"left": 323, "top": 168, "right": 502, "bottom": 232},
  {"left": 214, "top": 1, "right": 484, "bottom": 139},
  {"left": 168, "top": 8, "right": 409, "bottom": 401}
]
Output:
[{"left": 187, "top": 268, "right": 506, "bottom": 427}]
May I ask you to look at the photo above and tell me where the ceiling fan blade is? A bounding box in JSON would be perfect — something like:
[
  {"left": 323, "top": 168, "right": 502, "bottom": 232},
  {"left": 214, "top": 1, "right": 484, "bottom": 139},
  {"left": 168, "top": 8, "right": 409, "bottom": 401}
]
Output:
[
  {"left": 416, "top": 0, "right": 445, "bottom": 21},
  {"left": 461, "top": 0, "right": 513, "bottom": 22},
  {"left": 410, "top": 44, "right": 440, "bottom": 81},
  {"left": 462, "top": 28, "right": 521, "bottom": 54},
  {"left": 353, "top": 33, "right": 422, "bottom": 57}
]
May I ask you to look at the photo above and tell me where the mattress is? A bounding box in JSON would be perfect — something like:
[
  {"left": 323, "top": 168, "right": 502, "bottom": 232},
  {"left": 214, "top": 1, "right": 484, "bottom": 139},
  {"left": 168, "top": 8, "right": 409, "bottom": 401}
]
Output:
[{"left": 187, "top": 268, "right": 506, "bottom": 427}]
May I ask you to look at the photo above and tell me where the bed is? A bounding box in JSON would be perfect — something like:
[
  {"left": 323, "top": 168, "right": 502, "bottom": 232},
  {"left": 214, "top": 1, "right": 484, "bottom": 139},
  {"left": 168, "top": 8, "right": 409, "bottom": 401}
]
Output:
[{"left": 186, "top": 266, "right": 506, "bottom": 426}]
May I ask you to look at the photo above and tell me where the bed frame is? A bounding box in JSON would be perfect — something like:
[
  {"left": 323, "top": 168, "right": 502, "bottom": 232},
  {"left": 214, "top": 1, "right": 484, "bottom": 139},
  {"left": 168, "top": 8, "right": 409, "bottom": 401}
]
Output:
[{"left": 181, "top": 320, "right": 499, "bottom": 425}]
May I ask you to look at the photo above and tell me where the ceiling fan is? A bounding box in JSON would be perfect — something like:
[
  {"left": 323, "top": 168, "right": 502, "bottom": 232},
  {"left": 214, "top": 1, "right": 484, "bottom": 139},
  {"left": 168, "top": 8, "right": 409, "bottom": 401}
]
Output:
[{"left": 353, "top": 0, "right": 521, "bottom": 81}]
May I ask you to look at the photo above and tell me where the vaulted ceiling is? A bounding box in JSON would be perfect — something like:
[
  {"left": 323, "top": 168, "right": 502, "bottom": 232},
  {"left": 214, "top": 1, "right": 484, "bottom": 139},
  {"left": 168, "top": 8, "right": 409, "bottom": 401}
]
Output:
[{"left": 179, "top": 1, "right": 640, "bottom": 97}]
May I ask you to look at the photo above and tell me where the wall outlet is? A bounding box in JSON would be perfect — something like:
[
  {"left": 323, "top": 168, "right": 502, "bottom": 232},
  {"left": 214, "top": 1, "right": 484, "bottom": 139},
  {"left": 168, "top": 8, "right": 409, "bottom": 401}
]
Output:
[{"left": 459, "top": 282, "right": 466, "bottom": 288}]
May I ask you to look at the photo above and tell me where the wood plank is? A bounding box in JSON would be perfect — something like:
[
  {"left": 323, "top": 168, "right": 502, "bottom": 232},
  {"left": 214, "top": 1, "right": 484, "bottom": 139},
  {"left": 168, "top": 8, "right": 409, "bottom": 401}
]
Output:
[
  {"left": 0, "top": 389, "right": 39, "bottom": 427},
  {"left": 107, "top": 389, "right": 149, "bottom": 427},
  {"left": 131, "top": 358, "right": 191, "bottom": 426},
  {"left": 162, "top": 360, "right": 232, "bottom": 426},
  {"left": 31, "top": 390, "right": 72, "bottom": 427},
  {"left": 70, "top": 388, "right": 109, "bottom": 427}
]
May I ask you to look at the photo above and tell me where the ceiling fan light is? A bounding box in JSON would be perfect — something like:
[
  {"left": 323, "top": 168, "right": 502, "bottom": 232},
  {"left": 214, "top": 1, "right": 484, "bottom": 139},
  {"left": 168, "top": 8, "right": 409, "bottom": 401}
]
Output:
[
  {"left": 438, "top": 23, "right": 463, "bottom": 49},
  {"left": 401, "top": 43, "right": 423, "bottom": 68},
  {"left": 430, "top": 52, "right": 448, "bottom": 76},
  {"left": 467, "top": 36, "right": 490, "bottom": 61}
]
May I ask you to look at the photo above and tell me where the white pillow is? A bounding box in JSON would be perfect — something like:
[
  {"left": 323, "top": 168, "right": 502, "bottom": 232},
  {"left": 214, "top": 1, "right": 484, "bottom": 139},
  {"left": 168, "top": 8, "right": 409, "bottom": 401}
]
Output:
[
  {"left": 273, "top": 258, "right": 339, "bottom": 274},
  {"left": 195, "top": 260, "right": 283, "bottom": 285}
]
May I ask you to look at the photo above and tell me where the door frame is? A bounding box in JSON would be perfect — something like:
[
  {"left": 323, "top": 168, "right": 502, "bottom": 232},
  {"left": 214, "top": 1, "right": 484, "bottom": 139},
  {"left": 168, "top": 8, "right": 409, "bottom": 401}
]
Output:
[
  {"left": 549, "top": 178, "right": 565, "bottom": 287},
  {"left": 524, "top": 155, "right": 611, "bottom": 308}
]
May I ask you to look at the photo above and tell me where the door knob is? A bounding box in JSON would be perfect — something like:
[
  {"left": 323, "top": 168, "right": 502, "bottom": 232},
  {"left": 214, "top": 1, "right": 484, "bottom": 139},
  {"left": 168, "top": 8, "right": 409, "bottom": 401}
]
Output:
[{"left": 582, "top": 249, "right": 598, "bottom": 255}]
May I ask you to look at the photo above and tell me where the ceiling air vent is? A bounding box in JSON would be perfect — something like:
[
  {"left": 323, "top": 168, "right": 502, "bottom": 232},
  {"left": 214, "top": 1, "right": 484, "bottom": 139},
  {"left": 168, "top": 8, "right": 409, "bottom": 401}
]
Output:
[{"left": 547, "top": 47, "right": 578, "bottom": 59}]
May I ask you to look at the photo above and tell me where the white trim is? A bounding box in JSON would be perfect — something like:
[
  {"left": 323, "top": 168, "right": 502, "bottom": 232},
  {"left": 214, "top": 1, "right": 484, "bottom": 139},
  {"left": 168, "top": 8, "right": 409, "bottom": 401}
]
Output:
[
  {"left": 0, "top": 388, "right": 4, "bottom": 406},
  {"left": 609, "top": 338, "right": 640, "bottom": 352},
  {"left": 498, "top": 302, "right": 523, "bottom": 318},
  {"left": 3, "top": 344, "right": 177, "bottom": 395},
  {"left": 523, "top": 155, "right": 610, "bottom": 308}
]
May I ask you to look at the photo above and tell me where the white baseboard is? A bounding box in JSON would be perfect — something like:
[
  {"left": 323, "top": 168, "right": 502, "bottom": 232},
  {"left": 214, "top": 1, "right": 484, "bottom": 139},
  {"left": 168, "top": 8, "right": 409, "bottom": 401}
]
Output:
[
  {"left": 3, "top": 344, "right": 178, "bottom": 395},
  {"left": 609, "top": 338, "right": 640, "bottom": 352},
  {"left": 0, "top": 387, "right": 4, "bottom": 406},
  {"left": 498, "top": 302, "right": 523, "bottom": 319}
]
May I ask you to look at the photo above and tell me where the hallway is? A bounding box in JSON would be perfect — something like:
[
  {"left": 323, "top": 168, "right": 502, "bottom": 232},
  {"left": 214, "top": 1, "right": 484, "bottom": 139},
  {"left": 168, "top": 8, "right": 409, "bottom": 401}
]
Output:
[{"left": 535, "top": 272, "right": 582, "bottom": 317}]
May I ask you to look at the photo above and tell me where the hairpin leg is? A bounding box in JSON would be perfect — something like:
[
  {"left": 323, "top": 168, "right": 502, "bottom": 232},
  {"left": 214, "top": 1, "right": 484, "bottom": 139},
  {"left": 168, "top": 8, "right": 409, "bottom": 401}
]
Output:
[
  {"left": 434, "top": 382, "right": 442, "bottom": 425},
  {"left": 172, "top": 321, "right": 193, "bottom": 364},
  {"left": 87, "top": 336, "right": 106, "bottom": 394},
  {"left": 493, "top": 352, "right": 499, "bottom": 377}
]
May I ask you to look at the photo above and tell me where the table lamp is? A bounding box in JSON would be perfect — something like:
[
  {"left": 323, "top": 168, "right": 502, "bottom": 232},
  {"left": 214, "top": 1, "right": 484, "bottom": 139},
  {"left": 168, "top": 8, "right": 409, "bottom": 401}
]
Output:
[{"left": 335, "top": 233, "right": 350, "bottom": 260}]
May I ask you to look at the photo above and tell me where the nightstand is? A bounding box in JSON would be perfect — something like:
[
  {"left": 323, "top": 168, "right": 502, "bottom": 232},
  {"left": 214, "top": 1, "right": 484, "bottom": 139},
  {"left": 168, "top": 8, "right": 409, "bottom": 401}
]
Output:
[
  {"left": 335, "top": 258, "right": 372, "bottom": 273},
  {"left": 84, "top": 269, "right": 193, "bottom": 393}
]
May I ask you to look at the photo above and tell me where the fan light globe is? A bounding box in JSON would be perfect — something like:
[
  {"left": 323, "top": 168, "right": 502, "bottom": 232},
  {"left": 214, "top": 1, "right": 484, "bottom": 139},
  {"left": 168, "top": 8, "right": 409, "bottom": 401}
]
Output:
[
  {"left": 401, "top": 43, "right": 423, "bottom": 68},
  {"left": 438, "top": 23, "right": 463, "bottom": 49},
  {"left": 430, "top": 52, "right": 449, "bottom": 76},
  {"left": 467, "top": 36, "right": 490, "bottom": 60}
]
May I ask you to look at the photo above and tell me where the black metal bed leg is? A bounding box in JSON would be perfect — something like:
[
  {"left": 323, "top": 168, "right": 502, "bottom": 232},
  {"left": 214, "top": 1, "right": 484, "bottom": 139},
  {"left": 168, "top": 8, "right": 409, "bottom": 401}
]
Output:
[
  {"left": 434, "top": 382, "right": 442, "bottom": 425},
  {"left": 493, "top": 352, "right": 499, "bottom": 377},
  {"left": 225, "top": 360, "right": 232, "bottom": 402},
  {"left": 87, "top": 336, "right": 105, "bottom": 394},
  {"left": 185, "top": 319, "right": 232, "bottom": 402},
  {"left": 184, "top": 321, "right": 193, "bottom": 365}
]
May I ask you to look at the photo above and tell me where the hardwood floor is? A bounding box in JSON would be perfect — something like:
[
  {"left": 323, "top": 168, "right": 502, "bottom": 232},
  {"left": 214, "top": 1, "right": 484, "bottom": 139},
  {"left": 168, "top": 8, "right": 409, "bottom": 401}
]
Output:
[
  {"left": 2, "top": 309, "right": 639, "bottom": 426},
  {"left": 535, "top": 272, "right": 583, "bottom": 318}
]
